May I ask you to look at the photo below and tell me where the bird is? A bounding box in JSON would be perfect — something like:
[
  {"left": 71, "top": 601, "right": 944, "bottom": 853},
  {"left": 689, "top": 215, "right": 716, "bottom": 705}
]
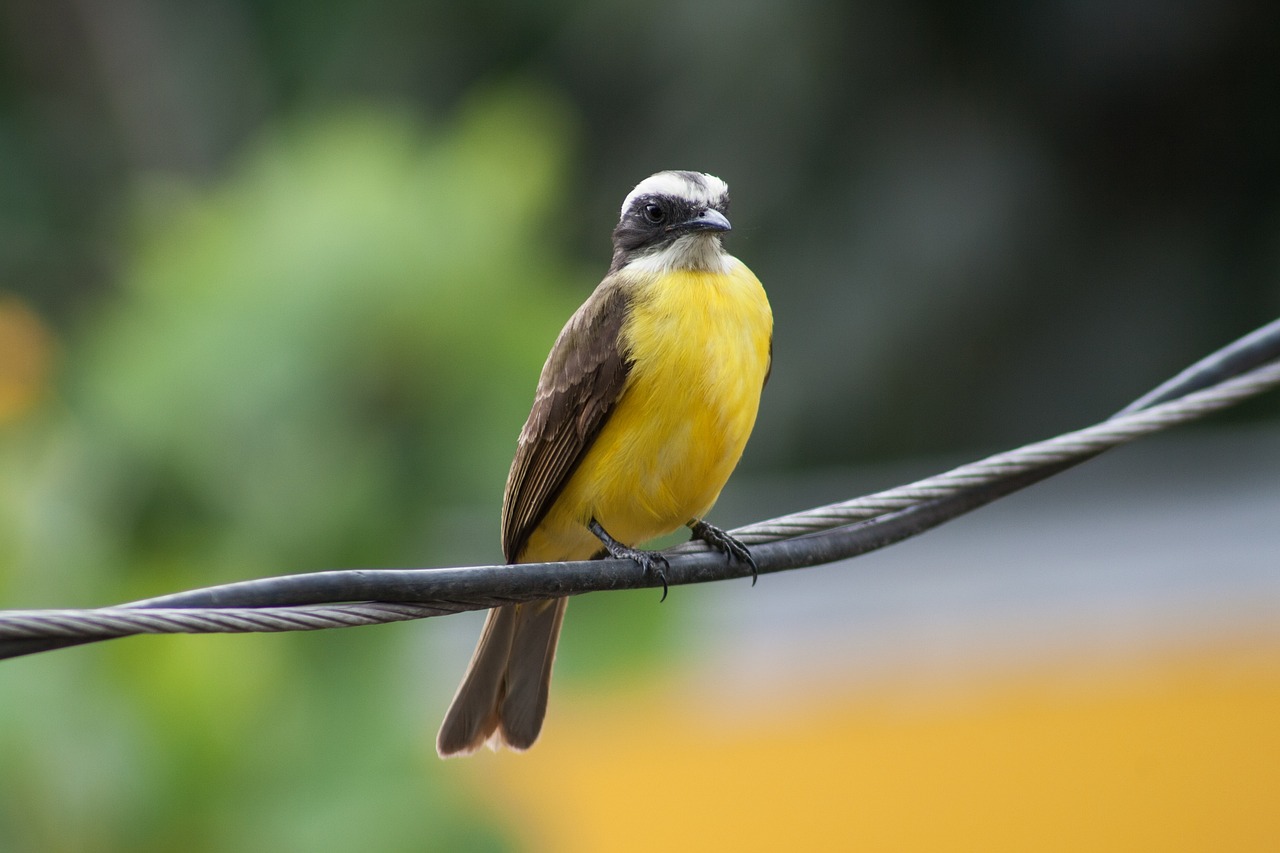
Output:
[{"left": 436, "top": 170, "right": 773, "bottom": 757}]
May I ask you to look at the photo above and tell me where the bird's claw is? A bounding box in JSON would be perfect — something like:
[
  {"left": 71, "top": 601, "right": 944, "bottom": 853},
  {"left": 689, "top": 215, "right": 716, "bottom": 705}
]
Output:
[
  {"left": 590, "top": 518, "right": 672, "bottom": 601},
  {"left": 635, "top": 551, "right": 670, "bottom": 602},
  {"left": 689, "top": 519, "right": 759, "bottom": 585}
]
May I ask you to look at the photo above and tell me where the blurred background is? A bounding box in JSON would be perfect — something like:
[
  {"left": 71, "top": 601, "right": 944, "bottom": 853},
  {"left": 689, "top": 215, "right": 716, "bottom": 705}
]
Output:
[{"left": 1, "top": 0, "right": 1279, "bottom": 850}]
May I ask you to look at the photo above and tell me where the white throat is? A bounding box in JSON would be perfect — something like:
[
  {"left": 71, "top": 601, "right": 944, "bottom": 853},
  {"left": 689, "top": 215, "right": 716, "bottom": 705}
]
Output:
[{"left": 623, "top": 233, "right": 735, "bottom": 276}]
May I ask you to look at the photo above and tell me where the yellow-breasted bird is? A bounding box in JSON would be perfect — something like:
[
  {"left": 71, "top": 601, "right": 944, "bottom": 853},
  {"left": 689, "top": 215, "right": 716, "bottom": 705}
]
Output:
[{"left": 436, "top": 171, "right": 773, "bottom": 757}]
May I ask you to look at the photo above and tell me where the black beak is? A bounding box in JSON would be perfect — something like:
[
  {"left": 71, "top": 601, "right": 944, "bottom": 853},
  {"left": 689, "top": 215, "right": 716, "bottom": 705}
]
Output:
[{"left": 669, "top": 208, "right": 732, "bottom": 234}]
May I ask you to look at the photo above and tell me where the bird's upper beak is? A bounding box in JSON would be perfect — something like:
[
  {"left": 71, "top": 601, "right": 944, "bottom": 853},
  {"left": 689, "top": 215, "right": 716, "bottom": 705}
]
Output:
[{"left": 670, "top": 208, "right": 732, "bottom": 234}]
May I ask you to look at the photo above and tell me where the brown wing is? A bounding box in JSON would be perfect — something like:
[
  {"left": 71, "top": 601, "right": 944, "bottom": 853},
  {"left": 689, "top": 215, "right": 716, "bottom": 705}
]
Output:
[
  {"left": 763, "top": 335, "right": 773, "bottom": 389},
  {"left": 501, "top": 276, "right": 632, "bottom": 563}
]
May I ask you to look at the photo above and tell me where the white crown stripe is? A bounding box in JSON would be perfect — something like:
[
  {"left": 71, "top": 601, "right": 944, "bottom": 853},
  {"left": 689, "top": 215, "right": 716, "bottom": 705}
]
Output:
[{"left": 620, "top": 171, "right": 729, "bottom": 220}]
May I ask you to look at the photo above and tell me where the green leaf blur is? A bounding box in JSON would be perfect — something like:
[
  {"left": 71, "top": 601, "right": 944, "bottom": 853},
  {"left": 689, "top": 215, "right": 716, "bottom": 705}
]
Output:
[{"left": 0, "top": 83, "right": 610, "bottom": 852}]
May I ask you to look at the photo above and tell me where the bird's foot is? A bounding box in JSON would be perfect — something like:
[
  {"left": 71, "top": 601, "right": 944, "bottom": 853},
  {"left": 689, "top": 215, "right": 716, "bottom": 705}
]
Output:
[
  {"left": 589, "top": 518, "right": 671, "bottom": 602},
  {"left": 688, "top": 519, "right": 759, "bottom": 585}
]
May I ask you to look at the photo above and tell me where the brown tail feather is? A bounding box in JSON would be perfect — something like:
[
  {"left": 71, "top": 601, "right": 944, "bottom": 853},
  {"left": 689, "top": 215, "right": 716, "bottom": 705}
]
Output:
[
  {"left": 498, "top": 598, "right": 567, "bottom": 749},
  {"left": 436, "top": 598, "right": 567, "bottom": 757}
]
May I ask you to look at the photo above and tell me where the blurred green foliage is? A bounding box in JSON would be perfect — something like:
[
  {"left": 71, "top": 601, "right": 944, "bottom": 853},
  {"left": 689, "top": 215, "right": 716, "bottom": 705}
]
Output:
[{"left": 0, "top": 82, "right": 632, "bottom": 852}]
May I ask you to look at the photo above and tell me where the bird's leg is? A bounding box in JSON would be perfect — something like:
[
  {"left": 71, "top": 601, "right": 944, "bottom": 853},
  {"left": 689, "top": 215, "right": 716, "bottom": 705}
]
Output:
[
  {"left": 688, "top": 519, "right": 759, "bottom": 585},
  {"left": 588, "top": 518, "right": 670, "bottom": 602}
]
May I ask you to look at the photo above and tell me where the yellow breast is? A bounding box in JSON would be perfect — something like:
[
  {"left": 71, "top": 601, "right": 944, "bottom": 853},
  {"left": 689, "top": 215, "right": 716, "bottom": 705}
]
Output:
[{"left": 521, "top": 258, "right": 772, "bottom": 563}]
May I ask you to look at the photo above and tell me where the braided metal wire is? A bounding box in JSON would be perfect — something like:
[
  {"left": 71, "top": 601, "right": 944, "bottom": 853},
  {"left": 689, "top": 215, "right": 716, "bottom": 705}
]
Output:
[
  {"left": 0, "top": 602, "right": 450, "bottom": 640},
  {"left": 0, "top": 335, "right": 1277, "bottom": 649},
  {"left": 717, "top": 357, "right": 1280, "bottom": 546}
]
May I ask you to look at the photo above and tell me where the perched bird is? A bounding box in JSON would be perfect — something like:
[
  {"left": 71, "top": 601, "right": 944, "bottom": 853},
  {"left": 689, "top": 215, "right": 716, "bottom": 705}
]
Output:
[{"left": 436, "top": 171, "right": 773, "bottom": 757}]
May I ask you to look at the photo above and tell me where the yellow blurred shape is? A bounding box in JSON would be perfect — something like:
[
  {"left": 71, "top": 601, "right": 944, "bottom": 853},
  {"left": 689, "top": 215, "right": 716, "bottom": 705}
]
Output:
[
  {"left": 477, "top": 642, "right": 1280, "bottom": 852},
  {"left": 0, "top": 296, "right": 53, "bottom": 423}
]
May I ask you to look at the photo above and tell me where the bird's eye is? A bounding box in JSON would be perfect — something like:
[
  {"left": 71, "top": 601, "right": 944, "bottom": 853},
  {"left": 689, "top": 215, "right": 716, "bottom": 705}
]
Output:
[{"left": 642, "top": 202, "right": 665, "bottom": 224}]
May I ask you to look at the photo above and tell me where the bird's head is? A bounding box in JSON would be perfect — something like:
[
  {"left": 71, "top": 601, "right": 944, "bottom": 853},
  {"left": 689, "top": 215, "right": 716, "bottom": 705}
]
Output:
[{"left": 611, "top": 171, "right": 733, "bottom": 273}]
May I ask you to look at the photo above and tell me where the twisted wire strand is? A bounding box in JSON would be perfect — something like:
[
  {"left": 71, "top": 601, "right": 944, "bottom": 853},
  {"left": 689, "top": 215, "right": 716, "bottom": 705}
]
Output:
[
  {"left": 717, "top": 357, "right": 1280, "bottom": 546},
  {"left": 0, "top": 325, "right": 1277, "bottom": 650},
  {"left": 0, "top": 603, "right": 452, "bottom": 640}
]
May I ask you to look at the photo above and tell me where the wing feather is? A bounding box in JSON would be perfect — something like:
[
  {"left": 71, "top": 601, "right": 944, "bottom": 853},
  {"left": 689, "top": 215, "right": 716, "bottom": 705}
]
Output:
[{"left": 501, "top": 277, "right": 632, "bottom": 562}]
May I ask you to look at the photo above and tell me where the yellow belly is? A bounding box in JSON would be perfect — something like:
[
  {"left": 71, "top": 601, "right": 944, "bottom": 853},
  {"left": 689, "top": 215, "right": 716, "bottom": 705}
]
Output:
[{"left": 521, "top": 260, "right": 772, "bottom": 563}]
